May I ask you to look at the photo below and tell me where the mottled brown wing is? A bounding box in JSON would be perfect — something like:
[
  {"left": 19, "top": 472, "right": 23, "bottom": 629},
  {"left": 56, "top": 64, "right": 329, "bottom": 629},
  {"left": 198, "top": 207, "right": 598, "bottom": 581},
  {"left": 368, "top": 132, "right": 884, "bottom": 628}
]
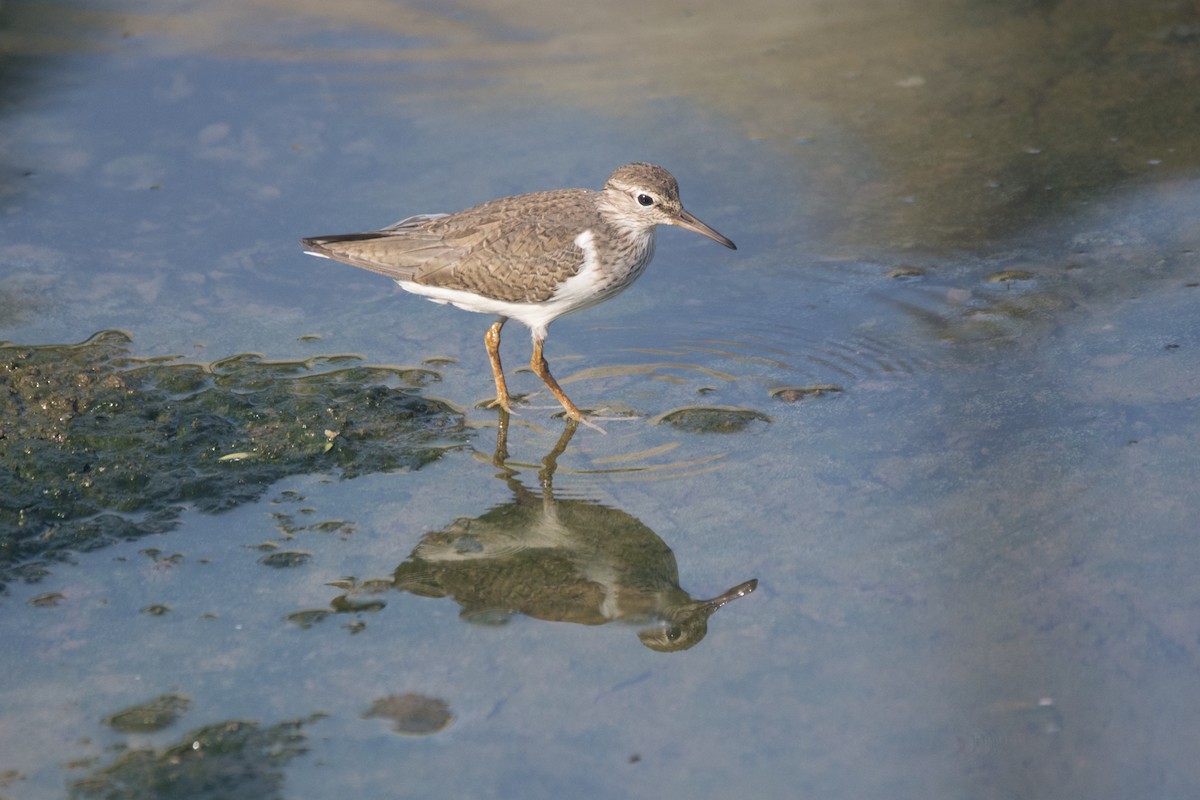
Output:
[
  {"left": 303, "top": 188, "right": 596, "bottom": 303},
  {"left": 300, "top": 224, "right": 462, "bottom": 284}
]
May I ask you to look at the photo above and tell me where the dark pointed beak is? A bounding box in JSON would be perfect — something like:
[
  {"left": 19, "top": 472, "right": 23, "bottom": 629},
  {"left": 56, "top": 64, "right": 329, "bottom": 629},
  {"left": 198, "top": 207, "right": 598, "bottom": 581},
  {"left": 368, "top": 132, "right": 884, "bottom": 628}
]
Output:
[{"left": 675, "top": 208, "right": 737, "bottom": 250}]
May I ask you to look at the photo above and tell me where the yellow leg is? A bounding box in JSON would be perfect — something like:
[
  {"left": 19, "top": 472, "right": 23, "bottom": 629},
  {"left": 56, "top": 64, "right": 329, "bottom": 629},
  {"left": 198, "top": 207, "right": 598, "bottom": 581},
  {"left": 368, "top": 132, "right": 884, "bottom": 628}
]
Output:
[
  {"left": 484, "top": 317, "right": 513, "bottom": 413},
  {"left": 530, "top": 335, "right": 585, "bottom": 421}
]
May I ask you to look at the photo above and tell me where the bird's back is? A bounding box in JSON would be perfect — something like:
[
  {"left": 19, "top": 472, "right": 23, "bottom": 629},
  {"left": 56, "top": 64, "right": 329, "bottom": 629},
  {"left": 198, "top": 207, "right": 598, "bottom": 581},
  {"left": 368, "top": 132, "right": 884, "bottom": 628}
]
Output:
[{"left": 304, "top": 188, "right": 605, "bottom": 303}]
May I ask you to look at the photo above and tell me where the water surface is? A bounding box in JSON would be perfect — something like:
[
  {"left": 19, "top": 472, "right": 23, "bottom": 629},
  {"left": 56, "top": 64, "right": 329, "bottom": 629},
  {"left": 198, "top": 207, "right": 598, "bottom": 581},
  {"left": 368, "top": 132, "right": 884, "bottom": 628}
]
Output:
[{"left": 2, "top": 1, "right": 1199, "bottom": 798}]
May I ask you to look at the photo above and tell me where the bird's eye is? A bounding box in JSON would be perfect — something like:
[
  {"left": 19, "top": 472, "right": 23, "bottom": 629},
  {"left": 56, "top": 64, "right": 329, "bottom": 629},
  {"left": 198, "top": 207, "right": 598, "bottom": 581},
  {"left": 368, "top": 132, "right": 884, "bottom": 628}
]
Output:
[{"left": 637, "top": 194, "right": 654, "bottom": 207}]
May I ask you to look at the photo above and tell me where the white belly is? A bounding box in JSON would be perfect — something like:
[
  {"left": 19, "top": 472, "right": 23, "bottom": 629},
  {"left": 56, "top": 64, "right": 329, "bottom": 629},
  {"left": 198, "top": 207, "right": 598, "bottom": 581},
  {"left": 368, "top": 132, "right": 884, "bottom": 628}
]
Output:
[{"left": 397, "top": 228, "right": 655, "bottom": 340}]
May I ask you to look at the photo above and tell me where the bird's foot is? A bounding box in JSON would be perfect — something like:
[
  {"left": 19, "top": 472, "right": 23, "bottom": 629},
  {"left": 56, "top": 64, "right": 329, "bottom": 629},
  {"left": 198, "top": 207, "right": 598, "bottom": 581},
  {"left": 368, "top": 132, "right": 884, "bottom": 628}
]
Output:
[
  {"left": 484, "top": 396, "right": 519, "bottom": 415},
  {"left": 483, "top": 390, "right": 541, "bottom": 413},
  {"left": 557, "top": 405, "right": 635, "bottom": 434},
  {"left": 564, "top": 410, "right": 607, "bottom": 435}
]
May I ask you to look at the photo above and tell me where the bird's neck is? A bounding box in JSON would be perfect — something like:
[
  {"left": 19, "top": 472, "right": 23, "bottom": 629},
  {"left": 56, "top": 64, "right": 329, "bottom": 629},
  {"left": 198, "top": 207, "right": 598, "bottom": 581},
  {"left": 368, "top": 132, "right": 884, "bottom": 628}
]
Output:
[{"left": 595, "top": 198, "right": 656, "bottom": 256}]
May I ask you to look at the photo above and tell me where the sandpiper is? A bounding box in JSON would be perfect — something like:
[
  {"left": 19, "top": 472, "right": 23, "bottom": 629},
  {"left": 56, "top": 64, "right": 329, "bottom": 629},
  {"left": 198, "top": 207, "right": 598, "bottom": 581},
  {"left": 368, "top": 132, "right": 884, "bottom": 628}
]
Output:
[{"left": 301, "top": 163, "right": 736, "bottom": 422}]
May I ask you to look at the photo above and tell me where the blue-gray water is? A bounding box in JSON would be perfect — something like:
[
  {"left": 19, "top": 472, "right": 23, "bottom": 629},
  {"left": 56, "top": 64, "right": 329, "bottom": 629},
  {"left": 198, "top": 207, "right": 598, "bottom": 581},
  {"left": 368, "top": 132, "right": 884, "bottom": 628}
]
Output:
[{"left": 2, "top": 2, "right": 1199, "bottom": 798}]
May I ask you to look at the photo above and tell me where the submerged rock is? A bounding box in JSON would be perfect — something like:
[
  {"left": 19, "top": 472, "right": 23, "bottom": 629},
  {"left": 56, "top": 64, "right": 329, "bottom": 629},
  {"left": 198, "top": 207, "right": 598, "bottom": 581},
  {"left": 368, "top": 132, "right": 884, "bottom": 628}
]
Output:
[
  {"left": 770, "top": 384, "right": 843, "bottom": 402},
  {"left": 103, "top": 694, "right": 192, "bottom": 733},
  {"left": 362, "top": 694, "right": 453, "bottom": 736},
  {"left": 652, "top": 405, "right": 771, "bottom": 434}
]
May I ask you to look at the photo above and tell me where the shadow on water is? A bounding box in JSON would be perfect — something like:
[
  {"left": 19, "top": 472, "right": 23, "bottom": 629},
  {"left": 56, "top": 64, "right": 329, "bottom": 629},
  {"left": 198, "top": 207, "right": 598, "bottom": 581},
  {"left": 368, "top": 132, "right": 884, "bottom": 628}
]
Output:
[{"left": 291, "top": 413, "right": 758, "bottom": 652}]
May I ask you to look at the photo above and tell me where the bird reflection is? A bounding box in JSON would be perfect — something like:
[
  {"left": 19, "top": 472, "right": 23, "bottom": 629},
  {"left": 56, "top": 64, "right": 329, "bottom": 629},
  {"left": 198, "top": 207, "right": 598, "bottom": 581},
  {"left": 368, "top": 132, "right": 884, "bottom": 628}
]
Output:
[{"left": 389, "top": 413, "right": 757, "bottom": 652}]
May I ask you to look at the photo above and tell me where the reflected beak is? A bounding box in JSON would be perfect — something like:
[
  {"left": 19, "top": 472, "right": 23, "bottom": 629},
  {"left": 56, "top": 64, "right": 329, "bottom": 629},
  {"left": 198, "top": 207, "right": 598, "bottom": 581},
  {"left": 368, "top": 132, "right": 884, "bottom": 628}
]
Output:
[
  {"left": 701, "top": 578, "right": 758, "bottom": 610},
  {"left": 675, "top": 208, "right": 737, "bottom": 250}
]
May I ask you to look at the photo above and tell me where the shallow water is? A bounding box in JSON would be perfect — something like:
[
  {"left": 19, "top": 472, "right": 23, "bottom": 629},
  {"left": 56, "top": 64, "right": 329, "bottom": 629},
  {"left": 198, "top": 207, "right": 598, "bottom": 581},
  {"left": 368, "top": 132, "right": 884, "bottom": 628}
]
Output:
[{"left": 2, "top": 1, "right": 1199, "bottom": 798}]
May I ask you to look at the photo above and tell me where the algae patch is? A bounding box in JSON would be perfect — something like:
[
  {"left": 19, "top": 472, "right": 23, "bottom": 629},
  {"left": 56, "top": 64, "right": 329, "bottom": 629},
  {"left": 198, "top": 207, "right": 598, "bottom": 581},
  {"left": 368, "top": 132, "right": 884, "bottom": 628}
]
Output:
[
  {"left": 0, "top": 330, "right": 469, "bottom": 589},
  {"left": 70, "top": 715, "right": 321, "bottom": 800}
]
